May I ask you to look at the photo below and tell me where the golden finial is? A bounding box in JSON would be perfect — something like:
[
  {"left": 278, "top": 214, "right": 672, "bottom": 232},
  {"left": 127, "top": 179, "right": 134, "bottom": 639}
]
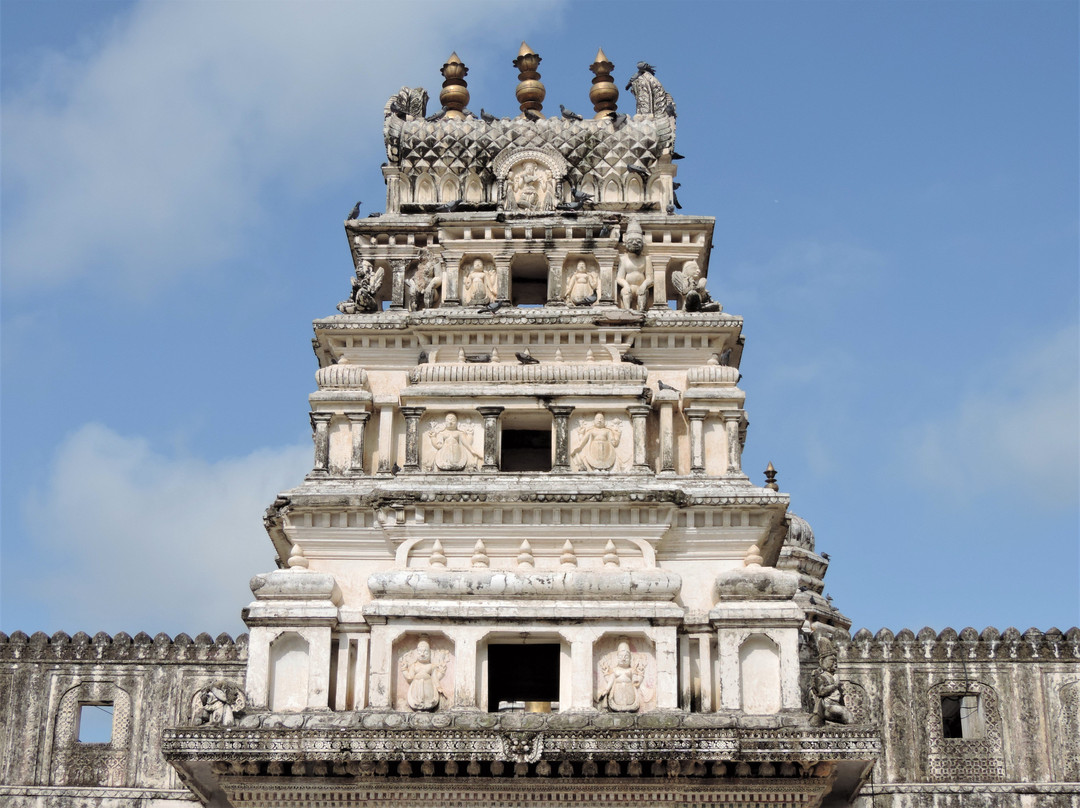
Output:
[
  {"left": 764, "top": 462, "right": 779, "bottom": 491},
  {"left": 589, "top": 47, "right": 618, "bottom": 119},
  {"left": 513, "top": 41, "right": 545, "bottom": 117},
  {"left": 440, "top": 51, "right": 469, "bottom": 120}
]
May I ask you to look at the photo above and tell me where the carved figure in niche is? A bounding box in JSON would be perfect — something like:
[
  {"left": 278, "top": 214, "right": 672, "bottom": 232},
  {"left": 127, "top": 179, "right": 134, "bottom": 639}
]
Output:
[
  {"left": 407, "top": 248, "right": 443, "bottom": 310},
  {"left": 426, "top": 412, "right": 482, "bottom": 471},
  {"left": 190, "top": 682, "right": 246, "bottom": 726},
  {"left": 670, "top": 260, "right": 720, "bottom": 312},
  {"left": 563, "top": 260, "right": 599, "bottom": 306},
  {"left": 571, "top": 412, "right": 623, "bottom": 471},
  {"left": 337, "top": 259, "right": 384, "bottom": 313},
  {"left": 399, "top": 636, "right": 450, "bottom": 712},
  {"left": 808, "top": 636, "right": 854, "bottom": 726},
  {"left": 507, "top": 160, "right": 554, "bottom": 212},
  {"left": 625, "top": 62, "right": 676, "bottom": 118},
  {"left": 617, "top": 220, "right": 652, "bottom": 311},
  {"left": 597, "top": 639, "right": 647, "bottom": 712},
  {"left": 462, "top": 258, "right": 498, "bottom": 305}
]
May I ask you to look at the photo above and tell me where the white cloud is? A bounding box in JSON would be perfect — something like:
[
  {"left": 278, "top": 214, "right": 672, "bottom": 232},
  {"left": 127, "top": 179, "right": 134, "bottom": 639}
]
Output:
[
  {"left": 2, "top": 1, "right": 561, "bottom": 294},
  {"left": 17, "top": 423, "right": 311, "bottom": 634},
  {"left": 904, "top": 322, "right": 1079, "bottom": 504}
]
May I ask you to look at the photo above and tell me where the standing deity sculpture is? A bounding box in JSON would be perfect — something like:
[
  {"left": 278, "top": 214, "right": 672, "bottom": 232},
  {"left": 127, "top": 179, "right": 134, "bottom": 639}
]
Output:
[
  {"left": 617, "top": 219, "right": 652, "bottom": 311},
  {"left": 506, "top": 160, "right": 555, "bottom": 212},
  {"left": 399, "top": 636, "right": 450, "bottom": 712},
  {"left": 426, "top": 413, "right": 483, "bottom": 471},
  {"left": 337, "top": 259, "right": 384, "bottom": 314},
  {"left": 670, "top": 260, "right": 720, "bottom": 312},
  {"left": 808, "top": 636, "right": 854, "bottom": 726},
  {"left": 563, "top": 260, "right": 599, "bottom": 306},
  {"left": 597, "top": 640, "right": 647, "bottom": 712},
  {"left": 462, "top": 258, "right": 498, "bottom": 305},
  {"left": 570, "top": 412, "right": 623, "bottom": 471},
  {"left": 408, "top": 248, "right": 443, "bottom": 310}
]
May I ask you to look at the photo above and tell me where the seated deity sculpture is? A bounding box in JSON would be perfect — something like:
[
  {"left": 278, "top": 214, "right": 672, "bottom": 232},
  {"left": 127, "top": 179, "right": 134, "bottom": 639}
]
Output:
[
  {"left": 399, "top": 636, "right": 449, "bottom": 712},
  {"left": 563, "top": 260, "right": 599, "bottom": 306},
  {"left": 426, "top": 413, "right": 482, "bottom": 471},
  {"left": 670, "top": 259, "right": 720, "bottom": 312},
  {"left": 808, "top": 638, "right": 854, "bottom": 726},
  {"left": 597, "top": 640, "right": 646, "bottom": 712},
  {"left": 507, "top": 160, "right": 554, "bottom": 211},
  {"left": 462, "top": 258, "right": 498, "bottom": 305},
  {"left": 616, "top": 220, "right": 651, "bottom": 311},
  {"left": 570, "top": 412, "right": 623, "bottom": 471}
]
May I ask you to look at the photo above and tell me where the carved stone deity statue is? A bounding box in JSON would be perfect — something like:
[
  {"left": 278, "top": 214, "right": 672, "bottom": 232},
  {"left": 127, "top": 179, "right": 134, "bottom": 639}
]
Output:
[
  {"left": 462, "top": 258, "right": 498, "bottom": 305},
  {"left": 506, "top": 160, "right": 554, "bottom": 212},
  {"left": 808, "top": 637, "right": 854, "bottom": 726},
  {"left": 563, "top": 260, "right": 599, "bottom": 306},
  {"left": 597, "top": 640, "right": 646, "bottom": 712},
  {"left": 670, "top": 260, "right": 720, "bottom": 312},
  {"left": 190, "top": 682, "right": 246, "bottom": 726},
  {"left": 570, "top": 412, "right": 623, "bottom": 471},
  {"left": 399, "top": 636, "right": 450, "bottom": 712},
  {"left": 408, "top": 248, "right": 443, "bottom": 310},
  {"left": 337, "top": 259, "right": 384, "bottom": 314},
  {"left": 616, "top": 220, "right": 651, "bottom": 311},
  {"left": 426, "top": 412, "right": 482, "bottom": 471}
]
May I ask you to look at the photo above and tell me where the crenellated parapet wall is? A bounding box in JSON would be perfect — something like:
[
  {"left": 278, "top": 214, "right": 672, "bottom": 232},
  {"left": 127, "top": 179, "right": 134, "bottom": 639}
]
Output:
[
  {"left": 0, "top": 630, "right": 248, "bottom": 662},
  {"left": 836, "top": 625, "right": 1080, "bottom": 662}
]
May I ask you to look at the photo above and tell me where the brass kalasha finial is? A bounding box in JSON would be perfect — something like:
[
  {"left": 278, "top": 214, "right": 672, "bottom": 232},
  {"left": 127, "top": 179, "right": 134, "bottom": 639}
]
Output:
[
  {"left": 440, "top": 52, "right": 469, "bottom": 120},
  {"left": 764, "top": 462, "right": 779, "bottom": 491},
  {"left": 589, "top": 47, "right": 618, "bottom": 119},
  {"left": 513, "top": 41, "right": 545, "bottom": 117}
]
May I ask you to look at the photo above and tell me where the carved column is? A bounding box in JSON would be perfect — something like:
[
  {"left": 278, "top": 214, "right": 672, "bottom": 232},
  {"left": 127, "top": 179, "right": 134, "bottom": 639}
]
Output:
[
  {"left": 549, "top": 405, "right": 575, "bottom": 472},
  {"left": 545, "top": 250, "right": 568, "bottom": 306},
  {"left": 655, "top": 392, "right": 678, "bottom": 476},
  {"left": 694, "top": 631, "right": 713, "bottom": 712},
  {"left": 375, "top": 402, "right": 395, "bottom": 477},
  {"left": 443, "top": 253, "right": 461, "bottom": 306},
  {"left": 309, "top": 412, "right": 332, "bottom": 475},
  {"left": 476, "top": 406, "right": 504, "bottom": 472},
  {"left": 596, "top": 248, "right": 618, "bottom": 306},
  {"left": 401, "top": 407, "right": 426, "bottom": 472},
  {"left": 651, "top": 255, "right": 672, "bottom": 309},
  {"left": 685, "top": 408, "right": 707, "bottom": 475},
  {"left": 569, "top": 637, "right": 594, "bottom": 710},
  {"left": 346, "top": 411, "right": 370, "bottom": 475},
  {"left": 494, "top": 256, "right": 512, "bottom": 306},
  {"left": 627, "top": 404, "right": 651, "bottom": 472},
  {"left": 389, "top": 259, "right": 407, "bottom": 310},
  {"left": 653, "top": 628, "right": 679, "bottom": 710},
  {"left": 721, "top": 411, "right": 742, "bottom": 475}
]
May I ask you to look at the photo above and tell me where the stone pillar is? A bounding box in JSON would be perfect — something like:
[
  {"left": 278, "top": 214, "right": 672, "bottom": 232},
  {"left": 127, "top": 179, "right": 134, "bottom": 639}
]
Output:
[
  {"left": 549, "top": 405, "right": 575, "bottom": 472},
  {"left": 678, "top": 633, "right": 692, "bottom": 710},
  {"left": 596, "top": 249, "right": 618, "bottom": 306},
  {"left": 443, "top": 255, "right": 461, "bottom": 306},
  {"left": 451, "top": 628, "right": 481, "bottom": 709},
  {"left": 546, "top": 254, "right": 563, "bottom": 306},
  {"left": 654, "top": 629, "right": 679, "bottom": 710},
  {"left": 334, "top": 633, "right": 352, "bottom": 710},
  {"left": 651, "top": 255, "right": 671, "bottom": 309},
  {"left": 366, "top": 624, "right": 392, "bottom": 708},
  {"left": 694, "top": 632, "right": 713, "bottom": 712},
  {"left": 309, "top": 412, "right": 332, "bottom": 475},
  {"left": 389, "top": 259, "right": 407, "bottom": 310},
  {"left": 375, "top": 402, "right": 395, "bottom": 477},
  {"left": 722, "top": 411, "right": 742, "bottom": 475},
  {"left": 476, "top": 406, "right": 504, "bottom": 472},
  {"left": 655, "top": 391, "right": 679, "bottom": 476},
  {"left": 685, "top": 408, "right": 707, "bottom": 475},
  {"left": 494, "top": 256, "right": 511, "bottom": 306},
  {"left": 346, "top": 412, "right": 370, "bottom": 475},
  {"left": 569, "top": 637, "right": 594, "bottom": 710},
  {"left": 401, "top": 406, "right": 425, "bottom": 472},
  {"left": 628, "top": 404, "right": 651, "bottom": 472}
]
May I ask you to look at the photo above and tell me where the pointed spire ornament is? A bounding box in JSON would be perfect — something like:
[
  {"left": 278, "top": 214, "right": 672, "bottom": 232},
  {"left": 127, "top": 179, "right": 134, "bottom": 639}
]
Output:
[
  {"left": 471, "top": 538, "right": 489, "bottom": 568},
  {"left": 589, "top": 47, "right": 618, "bottom": 119},
  {"left": 603, "top": 539, "right": 619, "bottom": 567},
  {"left": 287, "top": 542, "right": 308, "bottom": 569},
  {"left": 744, "top": 543, "right": 764, "bottom": 568},
  {"left": 429, "top": 537, "right": 447, "bottom": 567},
  {"left": 517, "top": 538, "right": 534, "bottom": 567},
  {"left": 439, "top": 52, "right": 470, "bottom": 120},
  {"left": 513, "top": 42, "right": 545, "bottom": 117},
  {"left": 560, "top": 539, "right": 577, "bottom": 567},
  {"left": 764, "top": 462, "right": 779, "bottom": 491}
]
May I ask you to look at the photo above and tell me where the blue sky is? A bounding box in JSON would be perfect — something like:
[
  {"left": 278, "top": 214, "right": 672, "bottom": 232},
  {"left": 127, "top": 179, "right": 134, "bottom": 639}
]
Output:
[{"left": 2, "top": 0, "right": 1077, "bottom": 637}]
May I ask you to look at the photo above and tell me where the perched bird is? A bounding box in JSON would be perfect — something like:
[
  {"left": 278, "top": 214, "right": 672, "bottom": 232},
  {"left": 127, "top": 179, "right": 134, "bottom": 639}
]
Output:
[
  {"left": 478, "top": 300, "right": 503, "bottom": 313},
  {"left": 366, "top": 211, "right": 382, "bottom": 218},
  {"left": 516, "top": 349, "right": 540, "bottom": 365},
  {"left": 464, "top": 353, "right": 491, "bottom": 363},
  {"left": 434, "top": 198, "right": 463, "bottom": 212},
  {"left": 621, "top": 353, "right": 644, "bottom": 365},
  {"left": 347, "top": 201, "right": 362, "bottom": 219},
  {"left": 556, "top": 201, "right": 584, "bottom": 211},
  {"left": 612, "top": 113, "right": 629, "bottom": 131},
  {"left": 798, "top": 586, "right": 809, "bottom": 593},
  {"left": 582, "top": 292, "right": 598, "bottom": 305},
  {"left": 657, "top": 380, "right": 679, "bottom": 393},
  {"left": 640, "top": 201, "right": 659, "bottom": 211},
  {"left": 571, "top": 188, "right": 594, "bottom": 203},
  {"left": 391, "top": 463, "right": 401, "bottom": 475},
  {"left": 672, "top": 191, "right": 682, "bottom": 210},
  {"left": 389, "top": 100, "right": 406, "bottom": 118},
  {"left": 821, "top": 552, "right": 831, "bottom": 561},
  {"left": 627, "top": 164, "right": 650, "bottom": 179},
  {"left": 425, "top": 108, "right": 448, "bottom": 122},
  {"left": 523, "top": 109, "right": 542, "bottom": 122},
  {"left": 637, "top": 60, "right": 658, "bottom": 75},
  {"left": 663, "top": 101, "right": 677, "bottom": 118},
  {"left": 597, "top": 224, "right": 612, "bottom": 238},
  {"left": 672, "top": 182, "right": 681, "bottom": 190},
  {"left": 417, "top": 351, "right": 430, "bottom": 364},
  {"left": 671, "top": 151, "right": 686, "bottom": 161},
  {"left": 717, "top": 348, "right": 732, "bottom": 366},
  {"left": 666, "top": 204, "right": 675, "bottom": 215},
  {"left": 480, "top": 108, "right": 497, "bottom": 123},
  {"left": 560, "top": 104, "right": 583, "bottom": 121}
]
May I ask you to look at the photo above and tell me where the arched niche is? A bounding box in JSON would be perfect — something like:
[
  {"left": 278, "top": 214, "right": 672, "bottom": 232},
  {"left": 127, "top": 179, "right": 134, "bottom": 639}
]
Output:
[
  {"left": 414, "top": 174, "right": 436, "bottom": 205},
  {"left": 440, "top": 174, "right": 459, "bottom": 204},
  {"left": 393, "top": 632, "right": 455, "bottom": 712},
  {"left": 268, "top": 632, "right": 309, "bottom": 712},
  {"left": 464, "top": 173, "right": 484, "bottom": 204},
  {"left": 739, "top": 634, "right": 781, "bottom": 714}
]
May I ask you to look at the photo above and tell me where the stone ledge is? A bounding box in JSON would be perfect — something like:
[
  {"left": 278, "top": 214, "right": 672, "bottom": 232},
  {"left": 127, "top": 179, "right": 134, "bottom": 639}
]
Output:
[{"left": 837, "top": 626, "right": 1080, "bottom": 662}]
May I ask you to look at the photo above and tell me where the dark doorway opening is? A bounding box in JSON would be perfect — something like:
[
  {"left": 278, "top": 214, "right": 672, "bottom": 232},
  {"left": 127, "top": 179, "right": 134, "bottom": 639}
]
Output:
[
  {"left": 501, "top": 429, "right": 552, "bottom": 472},
  {"left": 487, "top": 643, "right": 560, "bottom": 711}
]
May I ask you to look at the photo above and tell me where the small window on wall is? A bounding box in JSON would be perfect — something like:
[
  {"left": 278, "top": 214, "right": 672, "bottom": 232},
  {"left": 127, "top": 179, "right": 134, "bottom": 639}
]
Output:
[
  {"left": 501, "top": 429, "right": 552, "bottom": 472},
  {"left": 77, "top": 702, "right": 114, "bottom": 743},
  {"left": 488, "top": 643, "right": 560, "bottom": 711},
  {"left": 941, "top": 694, "right": 983, "bottom": 739}
]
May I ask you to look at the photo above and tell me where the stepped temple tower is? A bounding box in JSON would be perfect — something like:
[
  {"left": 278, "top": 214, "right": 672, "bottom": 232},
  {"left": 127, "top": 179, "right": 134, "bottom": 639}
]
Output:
[{"left": 2, "top": 47, "right": 1077, "bottom": 808}]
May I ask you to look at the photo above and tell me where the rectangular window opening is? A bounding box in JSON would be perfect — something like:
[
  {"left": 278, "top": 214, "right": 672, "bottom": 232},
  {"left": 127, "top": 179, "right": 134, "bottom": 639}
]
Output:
[
  {"left": 941, "top": 694, "right": 983, "bottom": 739},
  {"left": 488, "top": 643, "right": 560, "bottom": 712},
  {"left": 78, "top": 702, "right": 114, "bottom": 744},
  {"left": 501, "top": 429, "right": 552, "bottom": 472}
]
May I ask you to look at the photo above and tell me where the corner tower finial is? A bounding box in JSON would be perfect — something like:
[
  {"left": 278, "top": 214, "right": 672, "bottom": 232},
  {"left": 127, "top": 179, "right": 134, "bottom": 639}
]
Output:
[
  {"left": 589, "top": 47, "right": 618, "bottom": 119},
  {"left": 440, "top": 52, "right": 469, "bottom": 120},
  {"left": 513, "top": 42, "right": 545, "bottom": 118}
]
